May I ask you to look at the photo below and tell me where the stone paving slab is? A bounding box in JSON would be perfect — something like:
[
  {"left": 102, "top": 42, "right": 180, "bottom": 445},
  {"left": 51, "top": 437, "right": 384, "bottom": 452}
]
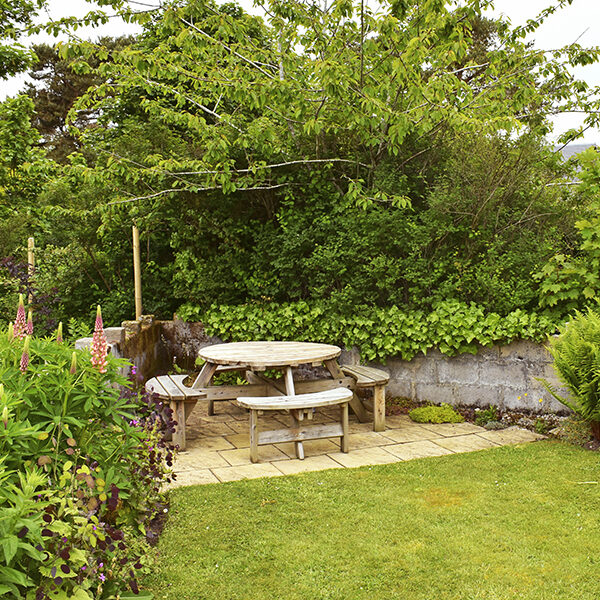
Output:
[
  {"left": 175, "top": 450, "right": 231, "bottom": 470},
  {"left": 167, "top": 404, "right": 545, "bottom": 489},
  {"left": 477, "top": 427, "right": 545, "bottom": 445},
  {"left": 433, "top": 434, "right": 499, "bottom": 453},
  {"left": 327, "top": 446, "right": 401, "bottom": 468},
  {"left": 380, "top": 425, "right": 442, "bottom": 443},
  {"left": 219, "top": 445, "right": 289, "bottom": 466},
  {"left": 273, "top": 455, "right": 344, "bottom": 475},
  {"left": 275, "top": 438, "right": 340, "bottom": 458},
  {"left": 418, "top": 422, "right": 486, "bottom": 437},
  {"left": 384, "top": 440, "right": 454, "bottom": 460},
  {"left": 211, "top": 463, "right": 285, "bottom": 483}
]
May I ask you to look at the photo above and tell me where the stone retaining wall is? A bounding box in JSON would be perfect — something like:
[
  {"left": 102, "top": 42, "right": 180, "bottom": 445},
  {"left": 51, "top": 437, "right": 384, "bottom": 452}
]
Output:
[{"left": 102, "top": 316, "right": 569, "bottom": 414}]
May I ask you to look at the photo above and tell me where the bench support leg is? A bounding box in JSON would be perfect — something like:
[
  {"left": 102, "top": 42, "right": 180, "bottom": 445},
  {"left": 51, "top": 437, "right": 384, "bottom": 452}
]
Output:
[
  {"left": 373, "top": 385, "right": 386, "bottom": 432},
  {"left": 171, "top": 400, "right": 187, "bottom": 450},
  {"left": 290, "top": 410, "right": 305, "bottom": 460},
  {"left": 341, "top": 402, "right": 349, "bottom": 453},
  {"left": 250, "top": 409, "right": 259, "bottom": 463}
]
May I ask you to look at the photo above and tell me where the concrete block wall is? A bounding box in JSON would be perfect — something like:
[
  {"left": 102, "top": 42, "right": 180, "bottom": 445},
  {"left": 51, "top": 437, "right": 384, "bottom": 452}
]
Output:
[
  {"left": 100, "top": 316, "right": 570, "bottom": 415},
  {"left": 358, "top": 340, "right": 569, "bottom": 414}
]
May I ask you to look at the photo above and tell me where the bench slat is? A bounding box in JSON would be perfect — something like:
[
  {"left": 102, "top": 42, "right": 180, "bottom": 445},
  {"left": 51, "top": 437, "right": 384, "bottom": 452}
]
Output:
[
  {"left": 168, "top": 374, "right": 205, "bottom": 399},
  {"left": 237, "top": 387, "right": 352, "bottom": 411},
  {"left": 258, "top": 423, "right": 344, "bottom": 445},
  {"left": 341, "top": 365, "right": 389, "bottom": 387}
]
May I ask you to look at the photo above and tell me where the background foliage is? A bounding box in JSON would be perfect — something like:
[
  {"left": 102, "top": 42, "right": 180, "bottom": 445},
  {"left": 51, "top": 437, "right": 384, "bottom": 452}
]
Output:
[{"left": 0, "top": 0, "right": 599, "bottom": 342}]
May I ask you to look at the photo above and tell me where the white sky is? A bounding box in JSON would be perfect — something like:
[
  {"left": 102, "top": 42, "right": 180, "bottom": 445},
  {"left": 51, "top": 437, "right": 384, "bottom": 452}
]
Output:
[{"left": 1, "top": 0, "right": 599, "bottom": 143}]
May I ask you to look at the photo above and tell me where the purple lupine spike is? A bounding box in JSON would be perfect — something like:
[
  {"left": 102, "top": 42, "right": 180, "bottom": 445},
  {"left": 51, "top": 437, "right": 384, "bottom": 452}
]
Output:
[
  {"left": 14, "top": 295, "right": 26, "bottom": 340},
  {"left": 26, "top": 310, "right": 33, "bottom": 336},
  {"left": 56, "top": 322, "right": 63, "bottom": 344},
  {"left": 20, "top": 336, "right": 30, "bottom": 373},
  {"left": 90, "top": 306, "right": 108, "bottom": 374}
]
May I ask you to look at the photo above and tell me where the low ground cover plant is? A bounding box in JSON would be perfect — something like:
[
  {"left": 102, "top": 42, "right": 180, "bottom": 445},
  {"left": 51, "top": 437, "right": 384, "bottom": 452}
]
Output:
[
  {"left": 0, "top": 300, "right": 175, "bottom": 599},
  {"left": 408, "top": 403, "right": 464, "bottom": 424}
]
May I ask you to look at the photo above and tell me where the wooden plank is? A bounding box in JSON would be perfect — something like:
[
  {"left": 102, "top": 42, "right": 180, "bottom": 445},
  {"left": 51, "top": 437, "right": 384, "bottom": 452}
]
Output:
[
  {"left": 192, "top": 361, "right": 218, "bottom": 388},
  {"left": 294, "top": 377, "right": 355, "bottom": 393},
  {"left": 237, "top": 388, "right": 353, "bottom": 411},
  {"left": 250, "top": 410, "right": 258, "bottom": 463},
  {"left": 284, "top": 366, "right": 295, "bottom": 395},
  {"left": 290, "top": 409, "right": 304, "bottom": 458},
  {"left": 341, "top": 402, "right": 349, "bottom": 453},
  {"left": 341, "top": 365, "right": 390, "bottom": 387},
  {"left": 151, "top": 376, "right": 187, "bottom": 400},
  {"left": 145, "top": 377, "right": 171, "bottom": 399},
  {"left": 168, "top": 374, "right": 205, "bottom": 399},
  {"left": 324, "top": 360, "right": 369, "bottom": 423},
  {"left": 199, "top": 383, "right": 268, "bottom": 401},
  {"left": 373, "top": 385, "right": 386, "bottom": 432},
  {"left": 257, "top": 422, "right": 344, "bottom": 445},
  {"left": 171, "top": 401, "right": 186, "bottom": 449},
  {"left": 198, "top": 341, "right": 341, "bottom": 368}
]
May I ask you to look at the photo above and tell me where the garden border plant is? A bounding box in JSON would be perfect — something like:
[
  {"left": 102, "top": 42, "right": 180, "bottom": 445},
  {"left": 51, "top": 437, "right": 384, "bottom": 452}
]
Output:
[{"left": 0, "top": 298, "right": 177, "bottom": 599}]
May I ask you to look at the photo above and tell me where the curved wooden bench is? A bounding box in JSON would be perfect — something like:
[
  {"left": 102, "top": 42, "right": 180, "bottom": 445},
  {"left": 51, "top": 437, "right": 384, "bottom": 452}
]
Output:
[
  {"left": 237, "top": 388, "right": 352, "bottom": 463},
  {"left": 145, "top": 374, "right": 206, "bottom": 450},
  {"left": 341, "top": 366, "right": 389, "bottom": 432}
]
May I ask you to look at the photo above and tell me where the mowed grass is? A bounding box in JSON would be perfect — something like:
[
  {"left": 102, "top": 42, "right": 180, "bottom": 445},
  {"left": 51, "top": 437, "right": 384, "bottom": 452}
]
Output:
[{"left": 144, "top": 442, "right": 600, "bottom": 600}]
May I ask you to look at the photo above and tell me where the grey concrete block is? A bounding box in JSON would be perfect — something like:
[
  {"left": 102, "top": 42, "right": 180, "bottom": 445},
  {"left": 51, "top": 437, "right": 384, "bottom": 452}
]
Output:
[
  {"left": 104, "top": 327, "right": 124, "bottom": 346},
  {"left": 385, "top": 358, "right": 414, "bottom": 382},
  {"left": 455, "top": 384, "right": 500, "bottom": 408},
  {"left": 413, "top": 356, "right": 438, "bottom": 383},
  {"left": 339, "top": 346, "right": 361, "bottom": 366},
  {"left": 387, "top": 378, "right": 413, "bottom": 399},
  {"left": 499, "top": 340, "right": 552, "bottom": 363},
  {"left": 480, "top": 362, "right": 527, "bottom": 388},
  {"left": 415, "top": 383, "right": 455, "bottom": 405},
  {"left": 437, "top": 358, "right": 479, "bottom": 385},
  {"left": 475, "top": 344, "right": 500, "bottom": 360}
]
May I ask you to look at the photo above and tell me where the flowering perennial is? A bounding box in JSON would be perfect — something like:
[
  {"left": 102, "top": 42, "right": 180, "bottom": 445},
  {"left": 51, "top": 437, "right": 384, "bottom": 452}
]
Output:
[
  {"left": 90, "top": 306, "right": 108, "bottom": 373},
  {"left": 13, "top": 294, "right": 26, "bottom": 340}
]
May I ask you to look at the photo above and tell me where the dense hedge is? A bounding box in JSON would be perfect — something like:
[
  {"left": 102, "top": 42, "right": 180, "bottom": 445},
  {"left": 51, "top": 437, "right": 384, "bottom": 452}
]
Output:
[{"left": 178, "top": 300, "right": 562, "bottom": 363}]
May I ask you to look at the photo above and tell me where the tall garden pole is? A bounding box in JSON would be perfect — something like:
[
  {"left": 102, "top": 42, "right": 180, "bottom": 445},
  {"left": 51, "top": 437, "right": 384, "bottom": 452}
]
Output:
[
  {"left": 27, "top": 237, "right": 35, "bottom": 304},
  {"left": 132, "top": 226, "right": 142, "bottom": 320}
]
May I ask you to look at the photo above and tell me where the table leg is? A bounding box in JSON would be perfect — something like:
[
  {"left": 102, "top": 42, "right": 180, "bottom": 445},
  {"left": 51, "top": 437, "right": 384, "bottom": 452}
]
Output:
[
  {"left": 373, "top": 384, "right": 386, "bottom": 432},
  {"left": 341, "top": 402, "right": 349, "bottom": 453},
  {"left": 323, "top": 359, "right": 369, "bottom": 423},
  {"left": 250, "top": 409, "right": 259, "bottom": 463},
  {"left": 193, "top": 362, "right": 218, "bottom": 415},
  {"left": 284, "top": 367, "right": 304, "bottom": 459},
  {"left": 171, "top": 400, "right": 186, "bottom": 450}
]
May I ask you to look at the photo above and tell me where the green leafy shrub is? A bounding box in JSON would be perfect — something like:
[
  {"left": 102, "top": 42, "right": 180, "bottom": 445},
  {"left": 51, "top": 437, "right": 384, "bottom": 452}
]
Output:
[
  {"left": 409, "top": 404, "right": 464, "bottom": 424},
  {"left": 0, "top": 312, "right": 175, "bottom": 599},
  {"left": 541, "top": 309, "right": 600, "bottom": 423},
  {"left": 475, "top": 405, "right": 499, "bottom": 427},
  {"left": 179, "top": 300, "right": 562, "bottom": 363}
]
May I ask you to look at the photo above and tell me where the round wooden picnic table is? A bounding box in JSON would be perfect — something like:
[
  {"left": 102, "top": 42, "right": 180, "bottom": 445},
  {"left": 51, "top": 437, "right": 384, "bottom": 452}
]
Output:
[{"left": 197, "top": 341, "right": 341, "bottom": 369}]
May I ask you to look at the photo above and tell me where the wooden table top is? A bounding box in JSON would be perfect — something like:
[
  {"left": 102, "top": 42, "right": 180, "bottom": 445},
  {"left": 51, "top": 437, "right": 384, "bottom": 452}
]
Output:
[{"left": 198, "top": 341, "right": 341, "bottom": 368}]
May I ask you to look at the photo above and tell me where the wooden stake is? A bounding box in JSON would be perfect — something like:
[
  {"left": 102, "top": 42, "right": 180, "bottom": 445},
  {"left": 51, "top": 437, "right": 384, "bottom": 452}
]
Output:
[
  {"left": 27, "top": 237, "right": 35, "bottom": 304},
  {"left": 132, "top": 226, "right": 142, "bottom": 320}
]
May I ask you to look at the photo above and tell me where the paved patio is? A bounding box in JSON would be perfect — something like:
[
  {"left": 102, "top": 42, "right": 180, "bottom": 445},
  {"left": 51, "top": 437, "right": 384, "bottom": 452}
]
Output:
[{"left": 170, "top": 400, "right": 545, "bottom": 488}]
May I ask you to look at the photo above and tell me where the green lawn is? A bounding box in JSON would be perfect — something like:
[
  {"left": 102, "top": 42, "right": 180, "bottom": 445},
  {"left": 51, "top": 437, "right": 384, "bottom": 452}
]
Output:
[{"left": 144, "top": 442, "right": 600, "bottom": 600}]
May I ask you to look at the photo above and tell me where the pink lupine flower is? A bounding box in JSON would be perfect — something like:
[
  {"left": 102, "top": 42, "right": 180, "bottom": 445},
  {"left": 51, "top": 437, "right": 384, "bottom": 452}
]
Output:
[
  {"left": 26, "top": 310, "right": 33, "bottom": 336},
  {"left": 57, "top": 322, "right": 63, "bottom": 344},
  {"left": 13, "top": 295, "right": 26, "bottom": 340},
  {"left": 90, "top": 306, "right": 108, "bottom": 373},
  {"left": 20, "top": 336, "right": 30, "bottom": 373}
]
